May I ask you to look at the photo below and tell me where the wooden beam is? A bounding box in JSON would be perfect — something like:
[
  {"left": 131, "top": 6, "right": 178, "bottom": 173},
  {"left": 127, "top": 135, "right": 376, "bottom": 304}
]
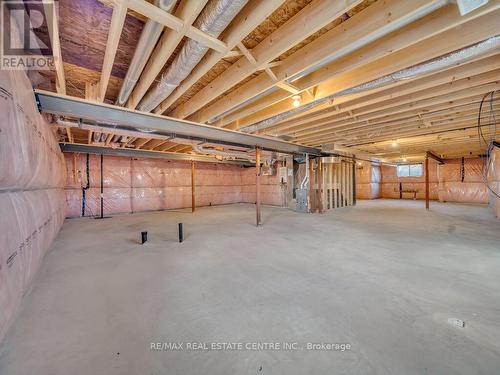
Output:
[
  {"left": 127, "top": 0, "right": 208, "bottom": 109},
  {"left": 426, "top": 151, "right": 444, "bottom": 164},
  {"left": 43, "top": 0, "right": 66, "bottom": 95},
  {"left": 275, "top": 81, "right": 301, "bottom": 95},
  {"left": 195, "top": 0, "right": 491, "bottom": 126},
  {"left": 127, "top": 0, "right": 228, "bottom": 52},
  {"left": 173, "top": 0, "right": 363, "bottom": 119},
  {"left": 237, "top": 42, "right": 257, "bottom": 65},
  {"left": 231, "top": 10, "right": 500, "bottom": 131},
  {"left": 268, "top": 55, "right": 500, "bottom": 135},
  {"left": 153, "top": 0, "right": 286, "bottom": 114},
  {"left": 98, "top": 1, "right": 127, "bottom": 102}
]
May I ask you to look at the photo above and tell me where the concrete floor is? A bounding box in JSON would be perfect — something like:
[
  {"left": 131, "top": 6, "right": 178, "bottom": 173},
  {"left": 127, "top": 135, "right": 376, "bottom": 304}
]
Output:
[{"left": 1, "top": 200, "right": 500, "bottom": 374}]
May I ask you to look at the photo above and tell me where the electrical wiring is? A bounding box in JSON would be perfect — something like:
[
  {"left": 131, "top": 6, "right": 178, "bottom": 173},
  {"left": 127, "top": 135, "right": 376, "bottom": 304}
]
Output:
[{"left": 477, "top": 90, "right": 500, "bottom": 199}]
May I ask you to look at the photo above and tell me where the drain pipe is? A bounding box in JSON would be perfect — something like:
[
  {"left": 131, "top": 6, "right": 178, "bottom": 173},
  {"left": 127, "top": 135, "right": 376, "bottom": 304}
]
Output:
[
  {"left": 138, "top": 0, "right": 249, "bottom": 112},
  {"left": 116, "top": 0, "right": 176, "bottom": 106},
  {"left": 241, "top": 35, "right": 500, "bottom": 133}
]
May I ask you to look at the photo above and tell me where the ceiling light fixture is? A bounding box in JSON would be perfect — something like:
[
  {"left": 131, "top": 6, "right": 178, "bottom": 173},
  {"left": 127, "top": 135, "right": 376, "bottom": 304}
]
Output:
[{"left": 292, "top": 95, "right": 301, "bottom": 107}]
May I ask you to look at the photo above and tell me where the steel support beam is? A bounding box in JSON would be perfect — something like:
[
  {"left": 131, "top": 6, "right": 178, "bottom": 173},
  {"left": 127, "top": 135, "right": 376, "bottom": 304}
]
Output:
[
  {"left": 36, "top": 90, "right": 320, "bottom": 155},
  {"left": 59, "top": 143, "right": 254, "bottom": 165},
  {"left": 426, "top": 151, "right": 444, "bottom": 164}
]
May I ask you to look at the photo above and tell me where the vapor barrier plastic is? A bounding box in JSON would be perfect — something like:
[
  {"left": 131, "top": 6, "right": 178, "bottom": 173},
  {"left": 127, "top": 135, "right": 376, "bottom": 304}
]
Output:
[
  {"left": 380, "top": 164, "right": 438, "bottom": 200},
  {"left": 0, "top": 189, "right": 65, "bottom": 342},
  {"left": 0, "top": 69, "right": 66, "bottom": 344},
  {"left": 487, "top": 147, "right": 500, "bottom": 217},
  {"left": 355, "top": 161, "right": 381, "bottom": 199},
  {"left": 0, "top": 71, "right": 66, "bottom": 190},
  {"left": 437, "top": 158, "right": 488, "bottom": 203},
  {"left": 64, "top": 154, "right": 283, "bottom": 217}
]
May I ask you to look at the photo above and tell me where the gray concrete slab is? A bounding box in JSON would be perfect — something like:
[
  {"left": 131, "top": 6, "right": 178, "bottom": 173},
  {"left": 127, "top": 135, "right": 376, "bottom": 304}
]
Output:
[{"left": 1, "top": 200, "right": 500, "bottom": 374}]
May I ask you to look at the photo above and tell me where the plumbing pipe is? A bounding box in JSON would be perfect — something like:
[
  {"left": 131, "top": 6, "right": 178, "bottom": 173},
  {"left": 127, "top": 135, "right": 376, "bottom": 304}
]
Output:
[
  {"left": 192, "top": 143, "right": 256, "bottom": 162},
  {"left": 116, "top": 0, "right": 176, "bottom": 106},
  {"left": 138, "top": 0, "right": 249, "bottom": 112}
]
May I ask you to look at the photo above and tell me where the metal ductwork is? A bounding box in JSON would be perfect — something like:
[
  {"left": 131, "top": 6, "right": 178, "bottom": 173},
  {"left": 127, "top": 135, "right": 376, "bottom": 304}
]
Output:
[
  {"left": 137, "top": 0, "right": 249, "bottom": 112},
  {"left": 240, "top": 35, "right": 500, "bottom": 134},
  {"left": 116, "top": 0, "right": 176, "bottom": 106}
]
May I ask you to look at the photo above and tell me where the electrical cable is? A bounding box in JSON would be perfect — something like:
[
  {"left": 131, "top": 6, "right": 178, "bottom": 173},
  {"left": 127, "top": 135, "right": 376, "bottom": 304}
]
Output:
[{"left": 477, "top": 90, "right": 500, "bottom": 199}]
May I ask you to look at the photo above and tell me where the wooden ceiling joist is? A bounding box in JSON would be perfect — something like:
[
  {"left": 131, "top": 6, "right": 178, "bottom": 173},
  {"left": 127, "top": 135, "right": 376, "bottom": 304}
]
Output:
[
  {"left": 98, "top": 1, "right": 127, "bottom": 102},
  {"left": 147, "top": 0, "right": 286, "bottom": 113},
  {"left": 170, "top": 0, "right": 364, "bottom": 120},
  {"left": 268, "top": 54, "right": 500, "bottom": 135},
  {"left": 228, "top": 9, "right": 500, "bottom": 132},
  {"left": 191, "top": 0, "right": 460, "bottom": 126}
]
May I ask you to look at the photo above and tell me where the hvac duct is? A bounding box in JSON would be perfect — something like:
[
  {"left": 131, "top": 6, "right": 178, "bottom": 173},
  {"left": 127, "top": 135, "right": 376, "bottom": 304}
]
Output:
[
  {"left": 240, "top": 35, "right": 500, "bottom": 134},
  {"left": 137, "top": 0, "right": 249, "bottom": 112},
  {"left": 116, "top": 0, "right": 176, "bottom": 106}
]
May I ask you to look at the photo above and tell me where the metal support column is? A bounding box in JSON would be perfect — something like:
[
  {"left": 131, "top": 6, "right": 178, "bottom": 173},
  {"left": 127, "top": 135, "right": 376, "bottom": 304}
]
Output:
[
  {"left": 425, "top": 156, "right": 430, "bottom": 210},
  {"left": 256, "top": 147, "right": 262, "bottom": 226},
  {"left": 191, "top": 161, "right": 195, "bottom": 213}
]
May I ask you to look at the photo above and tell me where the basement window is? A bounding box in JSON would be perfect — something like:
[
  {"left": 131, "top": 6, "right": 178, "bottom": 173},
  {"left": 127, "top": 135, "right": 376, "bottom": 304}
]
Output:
[{"left": 397, "top": 164, "right": 423, "bottom": 177}]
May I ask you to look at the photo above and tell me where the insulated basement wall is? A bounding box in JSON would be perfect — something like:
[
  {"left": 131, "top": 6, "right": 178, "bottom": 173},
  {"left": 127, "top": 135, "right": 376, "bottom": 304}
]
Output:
[
  {"left": 487, "top": 147, "right": 500, "bottom": 218},
  {"left": 0, "top": 70, "right": 66, "bottom": 343},
  {"left": 64, "top": 154, "right": 284, "bottom": 217},
  {"left": 437, "top": 157, "right": 489, "bottom": 203},
  {"left": 355, "top": 161, "right": 381, "bottom": 199},
  {"left": 381, "top": 163, "right": 438, "bottom": 200}
]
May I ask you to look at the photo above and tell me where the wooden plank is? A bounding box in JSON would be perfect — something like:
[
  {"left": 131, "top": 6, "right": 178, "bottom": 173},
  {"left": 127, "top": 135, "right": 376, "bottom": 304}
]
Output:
[
  {"left": 175, "top": 0, "right": 363, "bottom": 119},
  {"left": 196, "top": 0, "right": 456, "bottom": 125},
  {"left": 98, "top": 1, "right": 127, "bottom": 102},
  {"left": 229, "top": 9, "right": 500, "bottom": 130},
  {"left": 126, "top": 0, "right": 208, "bottom": 109},
  {"left": 43, "top": 0, "right": 66, "bottom": 95},
  {"left": 153, "top": 0, "right": 286, "bottom": 114}
]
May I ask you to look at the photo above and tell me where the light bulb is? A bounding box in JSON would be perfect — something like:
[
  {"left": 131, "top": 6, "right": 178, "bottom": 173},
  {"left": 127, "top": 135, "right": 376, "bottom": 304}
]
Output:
[
  {"left": 293, "top": 99, "right": 300, "bottom": 107},
  {"left": 391, "top": 140, "right": 398, "bottom": 147}
]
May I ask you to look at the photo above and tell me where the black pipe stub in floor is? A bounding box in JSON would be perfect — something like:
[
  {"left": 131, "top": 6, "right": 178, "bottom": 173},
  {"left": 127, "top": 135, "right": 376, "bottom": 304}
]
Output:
[
  {"left": 141, "top": 231, "right": 148, "bottom": 244},
  {"left": 178, "top": 223, "right": 183, "bottom": 243}
]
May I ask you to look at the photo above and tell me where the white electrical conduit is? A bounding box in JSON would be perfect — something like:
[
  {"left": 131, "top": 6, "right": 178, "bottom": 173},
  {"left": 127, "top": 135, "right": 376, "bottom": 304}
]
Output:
[
  {"left": 138, "top": 0, "right": 249, "bottom": 112},
  {"left": 116, "top": 0, "right": 176, "bottom": 106},
  {"left": 241, "top": 35, "right": 500, "bottom": 134}
]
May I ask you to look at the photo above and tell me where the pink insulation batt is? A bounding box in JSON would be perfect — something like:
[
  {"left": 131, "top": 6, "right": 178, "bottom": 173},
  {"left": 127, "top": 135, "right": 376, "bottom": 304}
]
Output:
[
  {"left": 64, "top": 154, "right": 285, "bottom": 217},
  {"left": 0, "top": 70, "right": 66, "bottom": 342}
]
